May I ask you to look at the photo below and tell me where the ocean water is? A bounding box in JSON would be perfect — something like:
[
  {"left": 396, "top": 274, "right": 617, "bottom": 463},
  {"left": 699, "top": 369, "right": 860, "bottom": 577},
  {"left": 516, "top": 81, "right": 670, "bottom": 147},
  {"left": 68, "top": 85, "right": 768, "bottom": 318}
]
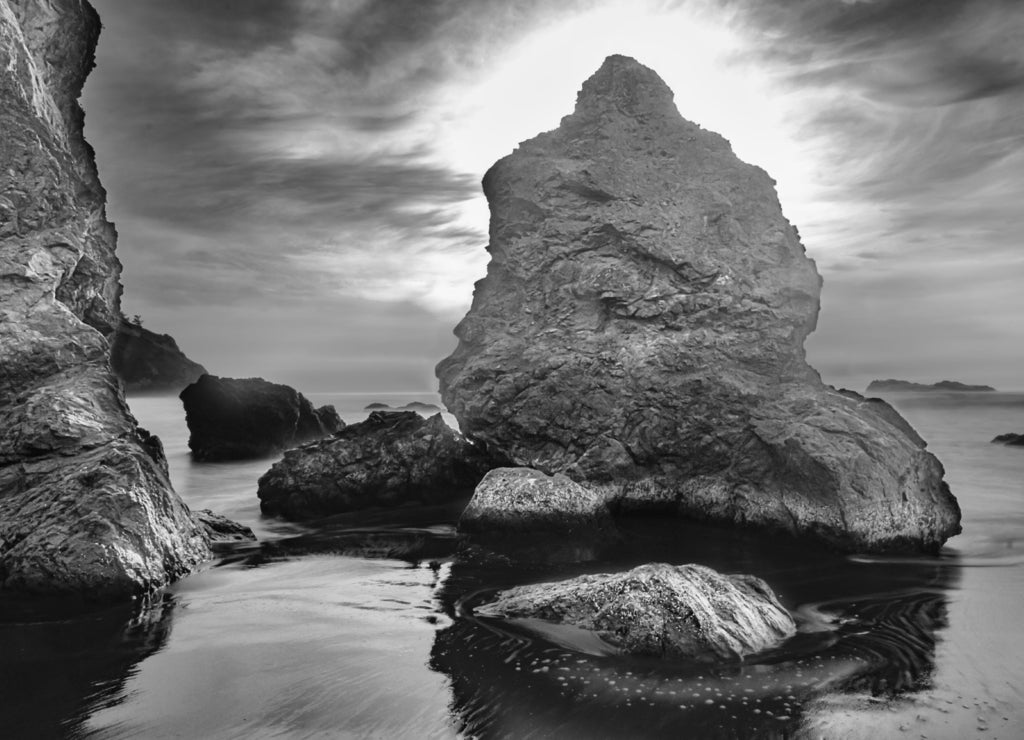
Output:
[{"left": 2, "top": 391, "right": 1023, "bottom": 739}]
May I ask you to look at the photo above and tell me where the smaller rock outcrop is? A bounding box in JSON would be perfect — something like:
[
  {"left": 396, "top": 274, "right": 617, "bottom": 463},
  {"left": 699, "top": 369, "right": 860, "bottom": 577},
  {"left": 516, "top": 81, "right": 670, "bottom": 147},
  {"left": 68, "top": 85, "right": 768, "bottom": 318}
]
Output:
[
  {"left": 110, "top": 318, "right": 206, "bottom": 392},
  {"left": 459, "top": 467, "right": 615, "bottom": 537},
  {"left": 992, "top": 433, "right": 1024, "bottom": 446},
  {"left": 193, "top": 509, "right": 257, "bottom": 544},
  {"left": 180, "top": 375, "right": 342, "bottom": 461},
  {"left": 475, "top": 563, "right": 795, "bottom": 660},
  {"left": 867, "top": 379, "right": 996, "bottom": 393},
  {"left": 257, "top": 411, "right": 494, "bottom": 519}
]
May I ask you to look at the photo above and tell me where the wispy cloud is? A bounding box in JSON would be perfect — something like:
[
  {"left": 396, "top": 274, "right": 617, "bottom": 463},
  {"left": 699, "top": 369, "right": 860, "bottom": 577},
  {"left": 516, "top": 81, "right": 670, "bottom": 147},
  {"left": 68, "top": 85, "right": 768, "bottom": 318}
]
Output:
[{"left": 85, "top": 0, "right": 1024, "bottom": 391}]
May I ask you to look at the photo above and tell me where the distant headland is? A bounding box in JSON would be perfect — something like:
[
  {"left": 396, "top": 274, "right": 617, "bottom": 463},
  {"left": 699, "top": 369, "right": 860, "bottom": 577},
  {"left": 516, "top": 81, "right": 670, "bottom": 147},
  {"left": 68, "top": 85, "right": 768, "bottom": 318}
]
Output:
[
  {"left": 111, "top": 315, "right": 206, "bottom": 393},
  {"left": 866, "top": 379, "right": 997, "bottom": 393},
  {"left": 364, "top": 401, "right": 441, "bottom": 412}
]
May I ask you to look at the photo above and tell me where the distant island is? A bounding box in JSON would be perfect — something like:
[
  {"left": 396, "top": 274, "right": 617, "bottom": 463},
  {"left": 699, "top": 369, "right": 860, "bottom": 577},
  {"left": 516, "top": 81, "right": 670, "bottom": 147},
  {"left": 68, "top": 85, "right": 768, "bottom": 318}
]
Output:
[
  {"left": 992, "top": 433, "right": 1024, "bottom": 447},
  {"left": 364, "top": 401, "right": 442, "bottom": 412},
  {"left": 866, "top": 379, "right": 997, "bottom": 393}
]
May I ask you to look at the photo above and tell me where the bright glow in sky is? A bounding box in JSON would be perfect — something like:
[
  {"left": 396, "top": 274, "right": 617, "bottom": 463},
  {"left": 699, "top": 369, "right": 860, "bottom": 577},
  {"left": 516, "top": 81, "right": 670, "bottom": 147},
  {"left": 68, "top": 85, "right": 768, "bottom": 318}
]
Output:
[
  {"left": 83, "top": 0, "right": 1024, "bottom": 392},
  {"left": 409, "top": 1, "right": 827, "bottom": 307}
]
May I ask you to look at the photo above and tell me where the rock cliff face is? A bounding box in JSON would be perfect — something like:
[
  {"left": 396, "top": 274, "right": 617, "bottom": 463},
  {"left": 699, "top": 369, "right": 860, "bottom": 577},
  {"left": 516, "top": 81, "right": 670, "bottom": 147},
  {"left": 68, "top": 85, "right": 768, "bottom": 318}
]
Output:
[
  {"left": 0, "top": 0, "right": 226, "bottom": 598},
  {"left": 437, "top": 55, "right": 961, "bottom": 553},
  {"left": 111, "top": 318, "right": 207, "bottom": 392}
]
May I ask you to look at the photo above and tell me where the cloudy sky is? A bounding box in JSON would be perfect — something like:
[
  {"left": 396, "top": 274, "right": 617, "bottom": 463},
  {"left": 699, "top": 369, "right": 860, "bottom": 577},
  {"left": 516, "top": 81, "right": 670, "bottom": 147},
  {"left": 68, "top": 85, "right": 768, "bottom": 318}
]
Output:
[{"left": 84, "top": 0, "right": 1024, "bottom": 393}]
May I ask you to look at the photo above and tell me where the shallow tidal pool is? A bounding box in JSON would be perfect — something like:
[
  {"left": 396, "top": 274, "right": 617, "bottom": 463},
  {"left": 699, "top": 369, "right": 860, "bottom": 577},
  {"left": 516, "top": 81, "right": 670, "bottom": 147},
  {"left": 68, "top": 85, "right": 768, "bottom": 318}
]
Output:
[{"left": 3, "top": 391, "right": 1023, "bottom": 739}]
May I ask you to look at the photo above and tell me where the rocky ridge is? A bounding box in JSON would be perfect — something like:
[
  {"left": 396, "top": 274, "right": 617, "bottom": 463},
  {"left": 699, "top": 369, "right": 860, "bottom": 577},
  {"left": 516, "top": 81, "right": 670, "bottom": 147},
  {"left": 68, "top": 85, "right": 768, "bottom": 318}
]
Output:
[
  {"left": 0, "top": 0, "right": 242, "bottom": 598},
  {"left": 437, "top": 55, "right": 961, "bottom": 553}
]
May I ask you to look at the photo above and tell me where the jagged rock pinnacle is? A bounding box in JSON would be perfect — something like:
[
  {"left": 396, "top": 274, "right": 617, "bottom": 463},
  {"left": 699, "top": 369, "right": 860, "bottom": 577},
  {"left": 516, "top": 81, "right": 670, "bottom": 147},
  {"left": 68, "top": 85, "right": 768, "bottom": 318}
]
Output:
[{"left": 571, "top": 54, "right": 680, "bottom": 122}]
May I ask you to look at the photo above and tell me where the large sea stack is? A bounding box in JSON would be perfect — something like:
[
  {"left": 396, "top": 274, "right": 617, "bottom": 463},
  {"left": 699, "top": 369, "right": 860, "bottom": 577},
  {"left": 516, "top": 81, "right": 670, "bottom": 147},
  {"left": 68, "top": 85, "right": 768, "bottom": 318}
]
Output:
[
  {"left": 0, "top": 1, "right": 237, "bottom": 598},
  {"left": 437, "top": 55, "right": 961, "bottom": 553}
]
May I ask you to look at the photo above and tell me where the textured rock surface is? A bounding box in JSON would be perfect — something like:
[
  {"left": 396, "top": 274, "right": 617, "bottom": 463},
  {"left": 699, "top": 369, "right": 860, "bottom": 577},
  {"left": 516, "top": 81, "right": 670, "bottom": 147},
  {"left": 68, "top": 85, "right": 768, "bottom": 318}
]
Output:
[
  {"left": 992, "top": 433, "right": 1024, "bottom": 446},
  {"left": 0, "top": 0, "right": 231, "bottom": 598},
  {"left": 180, "top": 374, "right": 342, "bottom": 461},
  {"left": 111, "top": 317, "right": 207, "bottom": 392},
  {"left": 867, "top": 379, "right": 995, "bottom": 393},
  {"left": 475, "top": 563, "right": 795, "bottom": 660},
  {"left": 437, "top": 55, "right": 961, "bottom": 553},
  {"left": 258, "top": 411, "right": 493, "bottom": 519},
  {"left": 460, "top": 467, "right": 614, "bottom": 536},
  {"left": 193, "top": 508, "right": 257, "bottom": 543}
]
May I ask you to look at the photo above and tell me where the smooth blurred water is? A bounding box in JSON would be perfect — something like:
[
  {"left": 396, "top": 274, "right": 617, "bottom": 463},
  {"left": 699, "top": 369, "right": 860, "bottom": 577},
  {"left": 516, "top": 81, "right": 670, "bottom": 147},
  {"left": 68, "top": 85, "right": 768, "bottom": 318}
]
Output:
[{"left": 1, "top": 391, "right": 1022, "bottom": 739}]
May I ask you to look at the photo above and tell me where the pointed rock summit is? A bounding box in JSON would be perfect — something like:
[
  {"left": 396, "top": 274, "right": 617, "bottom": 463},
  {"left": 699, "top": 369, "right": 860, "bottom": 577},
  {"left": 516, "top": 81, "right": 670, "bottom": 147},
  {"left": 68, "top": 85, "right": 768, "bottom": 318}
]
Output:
[
  {"left": 572, "top": 53, "right": 680, "bottom": 120},
  {"left": 437, "top": 55, "right": 961, "bottom": 553}
]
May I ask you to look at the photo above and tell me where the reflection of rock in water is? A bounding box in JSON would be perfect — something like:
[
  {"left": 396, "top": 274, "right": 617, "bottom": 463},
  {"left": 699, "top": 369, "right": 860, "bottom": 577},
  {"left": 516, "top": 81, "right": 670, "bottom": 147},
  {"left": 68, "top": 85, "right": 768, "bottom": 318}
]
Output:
[
  {"left": 428, "top": 521, "right": 959, "bottom": 739},
  {"left": 811, "top": 574, "right": 953, "bottom": 696},
  {"left": 232, "top": 502, "right": 469, "bottom": 567},
  {"left": 255, "top": 526, "right": 461, "bottom": 564},
  {"left": 0, "top": 595, "right": 175, "bottom": 737}
]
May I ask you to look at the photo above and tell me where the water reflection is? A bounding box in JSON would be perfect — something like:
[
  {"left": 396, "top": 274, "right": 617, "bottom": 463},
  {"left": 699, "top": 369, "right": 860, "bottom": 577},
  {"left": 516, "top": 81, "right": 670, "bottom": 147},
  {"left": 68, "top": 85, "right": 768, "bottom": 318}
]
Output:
[
  {"left": 233, "top": 501, "right": 469, "bottom": 567},
  {"left": 0, "top": 507, "right": 961, "bottom": 739},
  {"left": 430, "top": 517, "right": 960, "bottom": 739},
  {"left": 46, "top": 390, "right": 1009, "bottom": 736},
  {"left": 0, "top": 594, "right": 175, "bottom": 738}
]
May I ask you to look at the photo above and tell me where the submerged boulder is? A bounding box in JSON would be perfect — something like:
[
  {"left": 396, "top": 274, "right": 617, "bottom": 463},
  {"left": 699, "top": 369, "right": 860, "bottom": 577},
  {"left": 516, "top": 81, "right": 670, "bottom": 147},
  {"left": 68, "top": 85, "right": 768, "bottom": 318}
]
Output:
[
  {"left": 475, "top": 563, "right": 795, "bottom": 660},
  {"left": 257, "top": 411, "right": 493, "bottom": 519},
  {"left": 436, "top": 54, "right": 961, "bottom": 553},
  {"left": 179, "top": 374, "right": 342, "bottom": 461},
  {"left": 111, "top": 317, "right": 206, "bottom": 392},
  {"left": 992, "top": 433, "right": 1024, "bottom": 446},
  {"left": 460, "top": 467, "right": 615, "bottom": 537},
  {"left": 0, "top": 0, "right": 240, "bottom": 599}
]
